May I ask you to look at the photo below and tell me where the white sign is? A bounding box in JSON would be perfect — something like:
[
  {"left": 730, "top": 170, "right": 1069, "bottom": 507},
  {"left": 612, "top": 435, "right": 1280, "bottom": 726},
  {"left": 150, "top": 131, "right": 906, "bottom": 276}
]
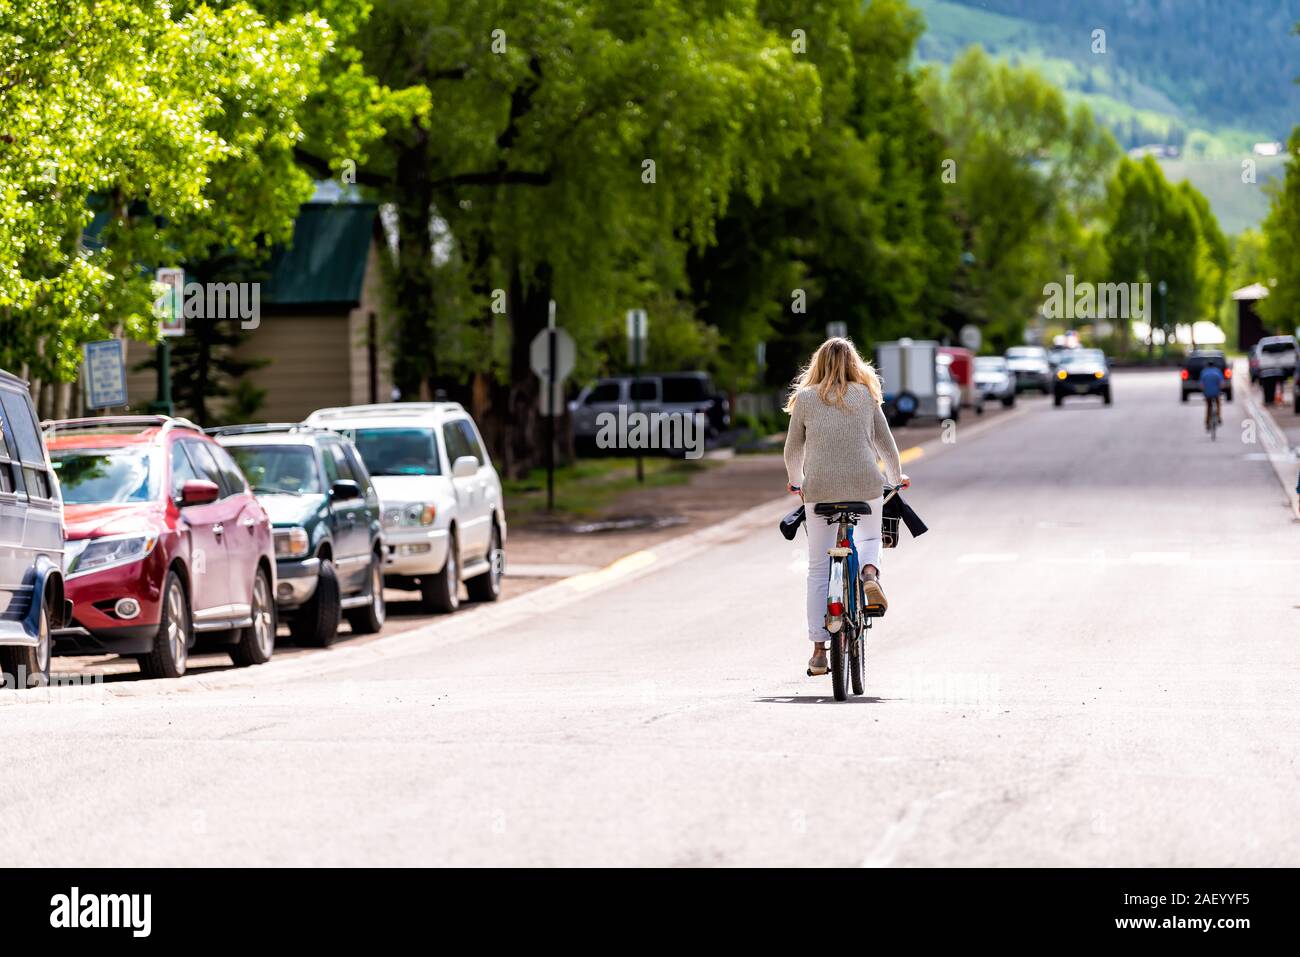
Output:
[
  {"left": 826, "top": 321, "right": 848, "bottom": 339},
  {"left": 155, "top": 267, "right": 185, "bottom": 337},
  {"left": 626, "top": 308, "right": 648, "bottom": 341},
  {"left": 529, "top": 327, "right": 576, "bottom": 382},
  {"left": 83, "top": 339, "right": 128, "bottom": 410},
  {"left": 959, "top": 324, "right": 982, "bottom": 352}
]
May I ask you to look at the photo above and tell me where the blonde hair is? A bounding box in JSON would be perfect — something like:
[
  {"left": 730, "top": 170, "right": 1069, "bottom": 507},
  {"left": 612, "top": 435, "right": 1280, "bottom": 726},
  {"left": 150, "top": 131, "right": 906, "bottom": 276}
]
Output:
[{"left": 783, "top": 337, "right": 883, "bottom": 413}]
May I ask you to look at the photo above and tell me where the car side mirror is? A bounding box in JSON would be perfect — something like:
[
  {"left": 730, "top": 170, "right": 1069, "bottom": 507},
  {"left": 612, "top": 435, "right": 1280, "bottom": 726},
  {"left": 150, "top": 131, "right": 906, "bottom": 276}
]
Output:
[
  {"left": 451, "top": 455, "right": 478, "bottom": 479},
  {"left": 331, "top": 479, "right": 362, "bottom": 501},
  {"left": 179, "top": 479, "right": 220, "bottom": 507}
]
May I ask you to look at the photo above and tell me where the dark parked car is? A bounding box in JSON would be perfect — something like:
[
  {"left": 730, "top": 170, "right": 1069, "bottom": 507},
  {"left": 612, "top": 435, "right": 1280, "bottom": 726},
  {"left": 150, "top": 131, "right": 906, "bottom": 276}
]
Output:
[
  {"left": 1053, "top": 349, "right": 1112, "bottom": 406},
  {"left": 47, "top": 415, "right": 276, "bottom": 678},
  {"left": 212, "top": 424, "right": 385, "bottom": 647},
  {"left": 0, "top": 371, "right": 69, "bottom": 688},
  {"left": 1180, "top": 350, "right": 1233, "bottom": 403},
  {"left": 570, "top": 371, "right": 729, "bottom": 453}
]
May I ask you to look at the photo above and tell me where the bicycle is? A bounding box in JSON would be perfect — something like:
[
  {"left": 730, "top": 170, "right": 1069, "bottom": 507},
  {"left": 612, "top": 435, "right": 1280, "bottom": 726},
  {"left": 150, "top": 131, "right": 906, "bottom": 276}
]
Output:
[
  {"left": 1204, "top": 394, "right": 1222, "bottom": 441},
  {"left": 809, "top": 484, "right": 904, "bottom": 701}
]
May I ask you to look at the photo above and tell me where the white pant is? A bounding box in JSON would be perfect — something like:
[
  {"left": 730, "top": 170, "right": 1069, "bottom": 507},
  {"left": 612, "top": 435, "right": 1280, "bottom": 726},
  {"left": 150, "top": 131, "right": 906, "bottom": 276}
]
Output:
[{"left": 804, "top": 498, "right": 883, "bottom": 643}]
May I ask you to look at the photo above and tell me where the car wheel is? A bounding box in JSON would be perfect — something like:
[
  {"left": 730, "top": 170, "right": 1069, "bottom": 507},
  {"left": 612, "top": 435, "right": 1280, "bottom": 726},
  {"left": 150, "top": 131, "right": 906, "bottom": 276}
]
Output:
[
  {"left": 1225, "top": 389, "right": 1233, "bottom": 403},
  {"left": 290, "top": 556, "right": 340, "bottom": 647},
  {"left": 230, "top": 567, "right": 275, "bottom": 666},
  {"left": 0, "top": 602, "right": 50, "bottom": 689},
  {"left": 345, "top": 550, "right": 387, "bottom": 635},
  {"left": 1103, "top": 387, "right": 1112, "bottom": 405},
  {"left": 138, "top": 571, "right": 190, "bottom": 679},
  {"left": 466, "top": 524, "right": 504, "bottom": 603},
  {"left": 421, "top": 529, "right": 460, "bottom": 614},
  {"left": 1053, "top": 392, "right": 1063, "bottom": 407},
  {"left": 1002, "top": 394, "right": 1015, "bottom": 408},
  {"left": 1180, "top": 390, "right": 1188, "bottom": 403}
]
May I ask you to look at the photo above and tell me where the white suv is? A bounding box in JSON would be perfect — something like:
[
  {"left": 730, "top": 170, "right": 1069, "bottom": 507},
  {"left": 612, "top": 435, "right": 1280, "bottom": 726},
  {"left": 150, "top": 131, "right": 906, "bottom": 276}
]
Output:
[{"left": 304, "top": 403, "right": 505, "bottom": 612}]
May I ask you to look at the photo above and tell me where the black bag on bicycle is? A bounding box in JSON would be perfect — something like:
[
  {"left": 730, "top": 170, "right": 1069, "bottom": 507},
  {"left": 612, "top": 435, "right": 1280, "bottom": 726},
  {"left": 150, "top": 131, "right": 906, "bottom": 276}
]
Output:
[
  {"left": 778, "top": 505, "right": 806, "bottom": 540},
  {"left": 881, "top": 493, "right": 927, "bottom": 548}
]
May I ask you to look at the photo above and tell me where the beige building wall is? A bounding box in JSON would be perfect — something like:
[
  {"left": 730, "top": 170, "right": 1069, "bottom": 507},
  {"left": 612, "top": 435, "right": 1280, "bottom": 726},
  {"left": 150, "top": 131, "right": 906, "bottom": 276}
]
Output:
[{"left": 109, "top": 235, "right": 393, "bottom": 424}]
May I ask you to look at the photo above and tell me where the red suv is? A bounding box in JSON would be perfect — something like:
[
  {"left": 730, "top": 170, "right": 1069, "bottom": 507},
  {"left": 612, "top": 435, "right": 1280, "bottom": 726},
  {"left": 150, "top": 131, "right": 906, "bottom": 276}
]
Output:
[{"left": 47, "top": 415, "right": 276, "bottom": 678}]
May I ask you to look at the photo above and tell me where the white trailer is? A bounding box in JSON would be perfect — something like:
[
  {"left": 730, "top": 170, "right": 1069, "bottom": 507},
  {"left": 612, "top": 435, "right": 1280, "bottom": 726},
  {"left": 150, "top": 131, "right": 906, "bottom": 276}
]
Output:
[{"left": 875, "top": 339, "right": 940, "bottom": 423}]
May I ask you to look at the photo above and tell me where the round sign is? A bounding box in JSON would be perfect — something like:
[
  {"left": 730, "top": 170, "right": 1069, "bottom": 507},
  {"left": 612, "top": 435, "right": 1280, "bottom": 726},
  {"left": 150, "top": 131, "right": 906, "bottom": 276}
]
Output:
[{"left": 959, "top": 324, "right": 981, "bottom": 352}]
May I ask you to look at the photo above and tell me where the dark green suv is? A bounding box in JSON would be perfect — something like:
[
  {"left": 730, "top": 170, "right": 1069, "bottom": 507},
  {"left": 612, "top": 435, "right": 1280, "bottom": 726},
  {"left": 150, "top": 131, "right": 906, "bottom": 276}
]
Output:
[{"left": 211, "top": 424, "right": 384, "bottom": 646}]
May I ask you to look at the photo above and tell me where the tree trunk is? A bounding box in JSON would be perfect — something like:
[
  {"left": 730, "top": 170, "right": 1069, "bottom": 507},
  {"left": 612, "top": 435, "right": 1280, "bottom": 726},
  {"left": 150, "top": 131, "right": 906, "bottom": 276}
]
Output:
[
  {"left": 493, "top": 262, "right": 553, "bottom": 479},
  {"left": 392, "top": 124, "right": 435, "bottom": 400}
]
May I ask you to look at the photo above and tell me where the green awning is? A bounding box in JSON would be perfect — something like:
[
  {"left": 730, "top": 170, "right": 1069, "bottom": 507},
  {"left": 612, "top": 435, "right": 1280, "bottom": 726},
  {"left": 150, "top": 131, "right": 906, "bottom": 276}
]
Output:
[{"left": 261, "top": 202, "right": 377, "bottom": 306}]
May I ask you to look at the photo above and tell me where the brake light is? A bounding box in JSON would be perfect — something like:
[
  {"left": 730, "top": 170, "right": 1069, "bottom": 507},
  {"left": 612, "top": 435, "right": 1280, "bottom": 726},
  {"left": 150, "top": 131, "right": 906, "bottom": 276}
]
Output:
[
  {"left": 1180, "top": 369, "right": 1189, "bottom": 380},
  {"left": 1225, "top": 368, "right": 1232, "bottom": 378},
  {"left": 838, "top": 538, "right": 850, "bottom": 548},
  {"left": 828, "top": 601, "right": 844, "bottom": 617}
]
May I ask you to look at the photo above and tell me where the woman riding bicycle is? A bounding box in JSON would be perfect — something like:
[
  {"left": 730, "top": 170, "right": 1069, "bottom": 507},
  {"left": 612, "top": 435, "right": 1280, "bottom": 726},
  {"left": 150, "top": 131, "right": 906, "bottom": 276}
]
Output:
[{"left": 783, "top": 337, "right": 909, "bottom": 676}]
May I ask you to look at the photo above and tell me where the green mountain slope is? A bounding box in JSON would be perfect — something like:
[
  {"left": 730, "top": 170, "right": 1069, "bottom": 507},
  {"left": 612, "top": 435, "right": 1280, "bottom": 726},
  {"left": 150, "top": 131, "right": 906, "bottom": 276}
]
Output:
[{"left": 912, "top": 0, "right": 1299, "bottom": 230}]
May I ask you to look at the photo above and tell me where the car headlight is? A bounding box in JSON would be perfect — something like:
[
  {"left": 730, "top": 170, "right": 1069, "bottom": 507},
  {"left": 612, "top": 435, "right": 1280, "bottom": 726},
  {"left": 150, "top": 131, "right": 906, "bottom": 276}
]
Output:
[
  {"left": 68, "top": 535, "right": 157, "bottom": 578},
  {"left": 1094, "top": 371, "right": 1104, "bottom": 379},
  {"left": 404, "top": 503, "right": 436, "bottom": 526},
  {"left": 274, "top": 526, "right": 310, "bottom": 559},
  {"left": 1057, "top": 370, "right": 1068, "bottom": 379}
]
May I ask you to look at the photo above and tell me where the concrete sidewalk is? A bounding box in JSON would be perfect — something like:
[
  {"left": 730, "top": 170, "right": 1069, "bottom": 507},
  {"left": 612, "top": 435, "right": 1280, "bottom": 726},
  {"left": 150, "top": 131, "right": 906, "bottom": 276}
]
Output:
[{"left": 1241, "top": 373, "right": 1300, "bottom": 520}]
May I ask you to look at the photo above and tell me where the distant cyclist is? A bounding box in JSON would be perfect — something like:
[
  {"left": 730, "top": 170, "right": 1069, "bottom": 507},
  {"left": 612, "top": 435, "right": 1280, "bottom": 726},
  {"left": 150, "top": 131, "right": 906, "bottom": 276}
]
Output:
[
  {"left": 1199, "top": 364, "right": 1224, "bottom": 431},
  {"left": 783, "top": 337, "right": 908, "bottom": 676}
]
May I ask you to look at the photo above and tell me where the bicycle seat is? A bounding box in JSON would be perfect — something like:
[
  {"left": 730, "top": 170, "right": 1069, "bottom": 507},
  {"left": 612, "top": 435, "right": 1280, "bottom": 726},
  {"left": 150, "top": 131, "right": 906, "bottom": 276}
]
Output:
[{"left": 814, "top": 501, "right": 872, "bottom": 516}]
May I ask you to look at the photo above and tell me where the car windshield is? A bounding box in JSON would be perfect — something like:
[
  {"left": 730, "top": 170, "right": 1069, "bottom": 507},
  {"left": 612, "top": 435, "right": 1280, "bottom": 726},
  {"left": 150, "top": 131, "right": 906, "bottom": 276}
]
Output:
[
  {"left": 347, "top": 428, "right": 442, "bottom": 476},
  {"left": 1006, "top": 348, "right": 1043, "bottom": 359},
  {"left": 1262, "top": 341, "right": 1296, "bottom": 354},
  {"left": 975, "top": 358, "right": 1005, "bottom": 370},
  {"left": 1062, "top": 350, "right": 1103, "bottom": 366},
  {"left": 227, "top": 445, "right": 321, "bottom": 494},
  {"left": 51, "top": 448, "right": 159, "bottom": 504}
]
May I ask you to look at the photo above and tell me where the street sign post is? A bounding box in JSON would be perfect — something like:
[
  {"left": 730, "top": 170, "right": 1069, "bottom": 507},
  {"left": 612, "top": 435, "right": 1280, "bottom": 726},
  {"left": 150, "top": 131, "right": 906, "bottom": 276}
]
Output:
[
  {"left": 152, "top": 267, "right": 185, "bottom": 415},
  {"left": 530, "top": 301, "right": 575, "bottom": 511},
  {"left": 82, "top": 339, "right": 128, "bottom": 411},
  {"left": 959, "top": 324, "right": 982, "bottom": 352},
  {"left": 627, "top": 309, "right": 649, "bottom": 482}
]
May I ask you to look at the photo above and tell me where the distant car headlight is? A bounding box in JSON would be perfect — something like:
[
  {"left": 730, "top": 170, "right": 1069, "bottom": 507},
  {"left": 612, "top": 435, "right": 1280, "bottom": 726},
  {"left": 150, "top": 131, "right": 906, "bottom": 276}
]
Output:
[
  {"left": 1094, "top": 371, "right": 1104, "bottom": 379},
  {"left": 1057, "top": 370, "right": 1068, "bottom": 380},
  {"left": 68, "top": 534, "right": 157, "bottom": 578},
  {"left": 274, "top": 526, "right": 310, "bottom": 559}
]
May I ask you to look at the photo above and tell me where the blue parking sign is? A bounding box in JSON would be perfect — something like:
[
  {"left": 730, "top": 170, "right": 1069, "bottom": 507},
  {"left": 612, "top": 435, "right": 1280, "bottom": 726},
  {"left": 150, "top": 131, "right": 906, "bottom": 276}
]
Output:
[{"left": 83, "top": 339, "right": 128, "bottom": 410}]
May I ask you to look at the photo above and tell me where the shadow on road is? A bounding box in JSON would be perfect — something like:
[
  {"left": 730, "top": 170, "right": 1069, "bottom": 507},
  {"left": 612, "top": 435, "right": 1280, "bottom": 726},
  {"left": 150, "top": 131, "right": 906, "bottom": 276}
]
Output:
[{"left": 753, "top": 695, "right": 895, "bottom": 705}]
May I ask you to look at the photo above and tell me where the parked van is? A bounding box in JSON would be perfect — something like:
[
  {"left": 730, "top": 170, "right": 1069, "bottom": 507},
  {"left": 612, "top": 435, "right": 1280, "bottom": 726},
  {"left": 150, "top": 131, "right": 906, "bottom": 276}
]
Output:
[{"left": 0, "top": 371, "right": 69, "bottom": 688}]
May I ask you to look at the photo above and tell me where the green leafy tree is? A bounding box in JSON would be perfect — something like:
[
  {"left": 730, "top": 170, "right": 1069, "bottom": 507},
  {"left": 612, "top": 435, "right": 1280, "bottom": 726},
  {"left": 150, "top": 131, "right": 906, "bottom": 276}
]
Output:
[
  {"left": 1259, "top": 128, "right": 1300, "bottom": 334},
  {"left": 923, "top": 46, "right": 1119, "bottom": 350},
  {"left": 341, "top": 0, "right": 821, "bottom": 474},
  {"left": 1103, "top": 156, "right": 1221, "bottom": 355},
  {"left": 0, "top": 0, "right": 419, "bottom": 415}
]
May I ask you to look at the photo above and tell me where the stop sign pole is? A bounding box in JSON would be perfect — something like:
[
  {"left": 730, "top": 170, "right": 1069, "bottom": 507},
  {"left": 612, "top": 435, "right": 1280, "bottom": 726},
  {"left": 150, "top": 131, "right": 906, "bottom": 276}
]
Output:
[{"left": 530, "top": 301, "right": 575, "bottom": 511}]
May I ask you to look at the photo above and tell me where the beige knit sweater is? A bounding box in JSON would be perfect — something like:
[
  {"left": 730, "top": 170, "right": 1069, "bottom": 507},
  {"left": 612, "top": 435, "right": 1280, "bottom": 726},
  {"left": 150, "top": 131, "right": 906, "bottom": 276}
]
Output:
[{"left": 783, "top": 383, "right": 903, "bottom": 502}]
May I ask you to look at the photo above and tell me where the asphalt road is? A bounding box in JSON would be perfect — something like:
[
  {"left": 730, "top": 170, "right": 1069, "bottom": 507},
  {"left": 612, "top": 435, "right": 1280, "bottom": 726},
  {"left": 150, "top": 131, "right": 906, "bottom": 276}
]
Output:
[{"left": 4, "top": 371, "right": 1297, "bottom": 866}]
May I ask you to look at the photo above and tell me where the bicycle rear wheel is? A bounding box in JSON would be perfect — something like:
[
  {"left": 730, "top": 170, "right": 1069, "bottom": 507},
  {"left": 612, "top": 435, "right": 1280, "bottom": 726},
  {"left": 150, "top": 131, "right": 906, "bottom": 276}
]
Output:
[
  {"left": 830, "top": 632, "right": 848, "bottom": 701},
  {"left": 848, "top": 623, "right": 865, "bottom": 696}
]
